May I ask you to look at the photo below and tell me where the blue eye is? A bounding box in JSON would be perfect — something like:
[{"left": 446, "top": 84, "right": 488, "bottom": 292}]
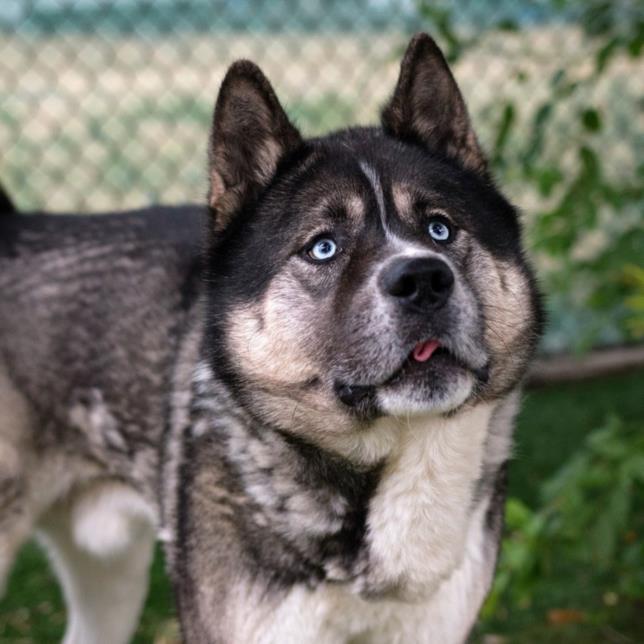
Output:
[
  {"left": 309, "top": 237, "right": 337, "bottom": 262},
  {"left": 427, "top": 216, "right": 453, "bottom": 243}
]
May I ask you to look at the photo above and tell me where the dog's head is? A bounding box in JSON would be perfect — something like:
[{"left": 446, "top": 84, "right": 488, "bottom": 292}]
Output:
[{"left": 204, "top": 34, "right": 542, "bottom": 455}]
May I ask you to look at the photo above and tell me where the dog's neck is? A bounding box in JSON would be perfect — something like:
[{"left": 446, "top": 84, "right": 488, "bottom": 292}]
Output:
[
  {"left": 183, "top": 360, "right": 502, "bottom": 598},
  {"left": 185, "top": 361, "right": 380, "bottom": 585}
]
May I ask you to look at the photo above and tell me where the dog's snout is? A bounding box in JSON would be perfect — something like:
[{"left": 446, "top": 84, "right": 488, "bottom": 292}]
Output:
[{"left": 380, "top": 257, "right": 454, "bottom": 311}]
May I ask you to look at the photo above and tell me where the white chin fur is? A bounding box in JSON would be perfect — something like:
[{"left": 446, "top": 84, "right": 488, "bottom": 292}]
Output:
[{"left": 377, "top": 373, "right": 474, "bottom": 417}]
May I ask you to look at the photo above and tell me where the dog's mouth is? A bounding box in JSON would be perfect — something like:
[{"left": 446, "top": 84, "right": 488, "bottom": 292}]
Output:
[
  {"left": 411, "top": 339, "right": 441, "bottom": 362},
  {"left": 387, "top": 339, "right": 489, "bottom": 385},
  {"left": 334, "top": 339, "right": 489, "bottom": 413}
]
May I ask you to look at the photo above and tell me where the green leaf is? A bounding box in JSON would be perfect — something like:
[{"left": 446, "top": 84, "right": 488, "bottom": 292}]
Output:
[
  {"left": 492, "top": 102, "right": 515, "bottom": 166},
  {"left": 522, "top": 102, "right": 553, "bottom": 169},
  {"left": 582, "top": 1, "right": 615, "bottom": 37},
  {"left": 505, "top": 498, "right": 534, "bottom": 529},
  {"left": 550, "top": 68, "right": 566, "bottom": 88},
  {"left": 579, "top": 145, "right": 601, "bottom": 183},
  {"left": 496, "top": 19, "right": 518, "bottom": 32},
  {"left": 536, "top": 167, "right": 564, "bottom": 197},
  {"left": 580, "top": 108, "right": 602, "bottom": 132},
  {"left": 595, "top": 36, "right": 620, "bottom": 73}
]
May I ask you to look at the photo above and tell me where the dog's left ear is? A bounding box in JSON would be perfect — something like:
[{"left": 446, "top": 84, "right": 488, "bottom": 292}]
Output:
[
  {"left": 382, "top": 33, "right": 487, "bottom": 176},
  {"left": 208, "top": 61, "right": 302, "bottom": 231}
]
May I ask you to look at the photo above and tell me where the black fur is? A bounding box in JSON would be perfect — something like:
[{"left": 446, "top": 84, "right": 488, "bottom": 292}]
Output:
[{"left": 0, "top": 182, "right": 15, "bottom": 214}]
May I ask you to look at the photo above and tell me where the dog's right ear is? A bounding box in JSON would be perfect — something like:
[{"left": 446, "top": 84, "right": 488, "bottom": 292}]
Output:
[{"left": 208, "top": 61, "right": 302, "bottom": 231}]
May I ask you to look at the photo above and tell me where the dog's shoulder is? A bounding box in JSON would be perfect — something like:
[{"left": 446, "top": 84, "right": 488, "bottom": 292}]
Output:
[{"left": 0, "top": 204, "right": 207, "bottom": 486}]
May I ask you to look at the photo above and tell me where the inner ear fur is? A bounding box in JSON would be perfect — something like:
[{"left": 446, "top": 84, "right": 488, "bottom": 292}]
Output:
[
  {"left": 208, "top": 60, "right": 302, "bottom": 231},
  {"left": 382, "top": 33, "right": 488, "bottom": 176}
]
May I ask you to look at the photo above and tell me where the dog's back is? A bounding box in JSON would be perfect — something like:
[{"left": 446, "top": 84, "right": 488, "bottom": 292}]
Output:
[
  {"left": 1, "top": 202, "right": 204, "bottom": 485},
  {"left": 0, "top": 200, "right": 204, "bottom": 641}
]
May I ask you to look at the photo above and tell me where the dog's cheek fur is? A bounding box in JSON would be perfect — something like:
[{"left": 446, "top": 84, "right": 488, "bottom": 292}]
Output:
[
  {"left": 227, "top": 277, "right": 318, "bottom": 386},
  {"left": 468, "top": 245, "right": 539, "bottom": 394},
  {"left": 224, "top": 269, "right": 360, "bottom": 437}
]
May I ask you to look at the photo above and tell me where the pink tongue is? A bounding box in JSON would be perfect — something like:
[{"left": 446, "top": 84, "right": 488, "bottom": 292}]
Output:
[{"left": 412, "top": 339, "right": 440, "bottom": 362}]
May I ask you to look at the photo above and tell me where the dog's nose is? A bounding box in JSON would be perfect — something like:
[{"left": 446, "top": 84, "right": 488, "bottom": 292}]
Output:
[{"left": 380, "top": 257, "right": 454, "bottom": 311}]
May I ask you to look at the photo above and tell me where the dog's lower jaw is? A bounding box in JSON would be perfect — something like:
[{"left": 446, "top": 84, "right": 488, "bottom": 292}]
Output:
[{"left": 376, "top": 369, "right": 475, "bottom": 419}]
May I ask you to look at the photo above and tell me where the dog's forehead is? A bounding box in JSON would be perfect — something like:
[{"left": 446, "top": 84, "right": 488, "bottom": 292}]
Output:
[
  {"left": 284, "top": 146, "right": 419, "bottom": 229},
  {"left": 286, "top": 137, "right": 465, "bottom": 224}
]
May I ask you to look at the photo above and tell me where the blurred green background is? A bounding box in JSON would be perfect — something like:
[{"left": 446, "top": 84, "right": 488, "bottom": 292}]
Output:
[{"left": 1, "top": 0, "right": 642, "bottom": 642}]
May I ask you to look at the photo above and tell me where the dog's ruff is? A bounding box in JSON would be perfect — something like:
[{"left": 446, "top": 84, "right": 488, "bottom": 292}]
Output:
[{"left": 206, "top": 403, "right": 507, "bottom": 643}]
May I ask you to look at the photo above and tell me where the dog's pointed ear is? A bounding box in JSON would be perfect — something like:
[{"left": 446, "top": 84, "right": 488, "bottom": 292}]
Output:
[
  {"left": 208, "top": 61, "right": 302, "bottom": 230},
  {"left": 382, "top": 33, "right": 487, "bottom": 176}
]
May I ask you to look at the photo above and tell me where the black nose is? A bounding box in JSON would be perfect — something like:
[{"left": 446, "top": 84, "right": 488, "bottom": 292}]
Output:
[{"left": 380, "top": 257, "right": 454, "bottom": 311}]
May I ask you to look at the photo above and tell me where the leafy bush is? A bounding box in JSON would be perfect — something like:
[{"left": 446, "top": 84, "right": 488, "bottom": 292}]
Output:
[{"left": 481, "top": 415, "right": 644, "bottom": 637}]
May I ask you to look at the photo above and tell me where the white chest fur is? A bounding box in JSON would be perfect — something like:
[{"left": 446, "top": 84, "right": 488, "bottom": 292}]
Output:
[{"left": 365, "top": 403, "right": 493, "bottom": 598}]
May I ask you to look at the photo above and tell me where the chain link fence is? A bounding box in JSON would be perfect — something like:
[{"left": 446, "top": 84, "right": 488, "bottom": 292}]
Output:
[
  {"left": 0, "top": 0, "right": 644, "bottom": 642},
  {"left": 1, "top": 0, "right": 643, "bottom": 349}
]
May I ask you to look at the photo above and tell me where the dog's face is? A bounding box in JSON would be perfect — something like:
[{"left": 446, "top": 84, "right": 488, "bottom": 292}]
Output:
[{"left": 204, "top": 35, "right": 542, "bottom": 452}]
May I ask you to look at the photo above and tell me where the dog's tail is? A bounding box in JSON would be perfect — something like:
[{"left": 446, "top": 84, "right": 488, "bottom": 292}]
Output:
[{"left": 0, "top": 182, "right": 17, "bottom": 215}]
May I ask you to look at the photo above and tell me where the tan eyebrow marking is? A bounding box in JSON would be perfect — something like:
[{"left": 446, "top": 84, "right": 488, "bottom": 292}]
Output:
[
  {"left": 345, "top": 194, "right": 365, "bottom": 222},
  {"left": 391, "top": 183, "right": 414, "bottom": 223},
  {"left": 308, "top": 194, "right": 333, "bottom": 218},
  {"left": 392, "top": 183, "right": 453, "bottom": 226}
]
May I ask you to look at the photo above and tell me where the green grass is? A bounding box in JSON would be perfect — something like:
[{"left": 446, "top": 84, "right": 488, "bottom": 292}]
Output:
[
  {"left": 475, "top": 369, "right": 644, "bottom": 643},
  {"left": 1, "top": 369, "right": 643, "bottom": 642},
  {"left": 512, "top": 369, "right": 644, "bottom": 508}
]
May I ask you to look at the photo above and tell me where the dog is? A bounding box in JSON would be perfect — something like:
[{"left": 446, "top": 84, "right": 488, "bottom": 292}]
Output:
[{"left": 0, "top": 34, "right": 542, "bottom": 643}]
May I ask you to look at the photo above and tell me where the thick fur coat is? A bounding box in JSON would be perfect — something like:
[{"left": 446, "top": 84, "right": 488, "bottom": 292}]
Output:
[{"left": 0, "top": 34, "right": 542, "bottom": 643}]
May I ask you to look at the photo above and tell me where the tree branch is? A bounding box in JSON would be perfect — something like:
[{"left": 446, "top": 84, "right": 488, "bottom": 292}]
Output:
[{"left": 528, "top": 345, "right": 644, "bottom": 388}]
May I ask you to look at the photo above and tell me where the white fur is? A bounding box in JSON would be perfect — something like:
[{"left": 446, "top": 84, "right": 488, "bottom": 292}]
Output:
[
  {"left": 68, "top": 390, "right": 128, "bottom": 452},
  {"left": 37, "top": 482, "right": 156, "bottom": 644},
  {"left": 360, "top": 161, "right": 389, "bottom": 235},
  {"left": 377, "top": 370, "right": 475, "bottom": 417},
  {"left": 0, "top": 368, "right": 103, "bottom": 597},
  {"left": 70, "top": 482, "right": 157, "bottom": 559},
  {"left": 365, "top": 403, "right": 493, "bottom": 598}
]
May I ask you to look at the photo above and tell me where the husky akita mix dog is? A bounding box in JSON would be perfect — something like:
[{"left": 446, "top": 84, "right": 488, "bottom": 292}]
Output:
[{"left": 0, "top": 34, "right": 542, "bottom": 643}]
